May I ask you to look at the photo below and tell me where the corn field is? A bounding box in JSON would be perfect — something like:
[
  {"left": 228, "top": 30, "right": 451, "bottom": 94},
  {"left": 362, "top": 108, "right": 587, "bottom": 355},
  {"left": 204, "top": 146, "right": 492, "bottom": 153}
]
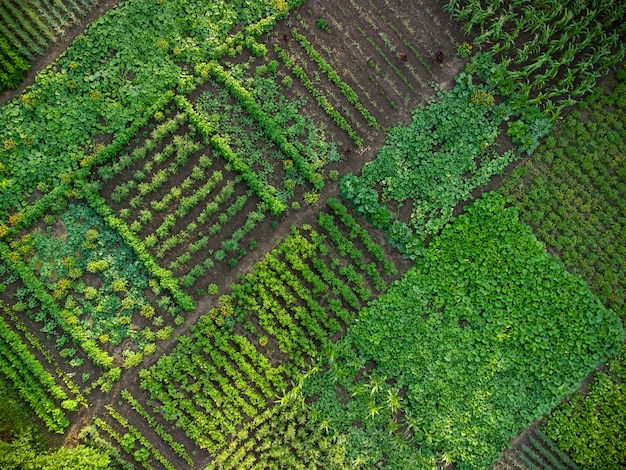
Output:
[{"left": 443, "top": 0, "right": 626, "bottom": 116}]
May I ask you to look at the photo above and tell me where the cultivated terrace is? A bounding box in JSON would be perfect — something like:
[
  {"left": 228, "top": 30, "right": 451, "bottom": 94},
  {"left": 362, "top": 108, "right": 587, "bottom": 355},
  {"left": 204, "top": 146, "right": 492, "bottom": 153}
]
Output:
[{"left": 0, "top": 0, "right": 624, "bottom": 469}]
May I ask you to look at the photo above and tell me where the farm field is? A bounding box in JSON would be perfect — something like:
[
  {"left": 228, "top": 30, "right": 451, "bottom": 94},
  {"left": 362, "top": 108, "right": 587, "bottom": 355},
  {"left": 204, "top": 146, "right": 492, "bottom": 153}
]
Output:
[
  {"left": 0, "top": 0, "right": 625, "bottom": 469},
  {"left": 0, "top": 0, "right": 105, "bottom": 91},
  {"left": 497, "top": 70, "right": 626, "bottom": 470}
]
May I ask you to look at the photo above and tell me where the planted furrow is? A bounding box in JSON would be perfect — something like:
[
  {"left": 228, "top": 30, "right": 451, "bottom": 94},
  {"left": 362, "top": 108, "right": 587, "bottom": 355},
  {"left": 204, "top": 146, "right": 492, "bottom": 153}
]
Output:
[
  {"left": 290, "top": 28, "right": 380, "bottom": 129},
  {"left": 274, "top": 44, "right": 364, "bottom": 147}
]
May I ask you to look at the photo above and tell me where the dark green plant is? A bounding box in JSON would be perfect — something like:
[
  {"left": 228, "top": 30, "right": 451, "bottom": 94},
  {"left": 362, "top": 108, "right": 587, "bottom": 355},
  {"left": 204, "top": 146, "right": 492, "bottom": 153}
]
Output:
[{"left": 316, "top": 18, "right": 330, "bottom": 33}]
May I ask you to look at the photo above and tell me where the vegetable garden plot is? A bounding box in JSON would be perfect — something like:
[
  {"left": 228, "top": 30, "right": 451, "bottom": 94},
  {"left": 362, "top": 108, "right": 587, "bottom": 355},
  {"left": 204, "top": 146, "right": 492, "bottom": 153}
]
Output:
[
  {"left": 91, "top": 102, "right": 276, "bottom": 294},
  {"left": 231, "top": 214, "right": 397, "bottom": 373},
  {"left": 138, "top": 200, "right": 397, "bottom": 461},
  {"left": 140, "top": 319, "right": 288, "bottom": 454},
  {"left": 2, "top": 0, "right": 624, "bottom": 466},
  {"left": 270, "top": 25, "right": 382, "bottom": 146},
  {"left": 303, "top": 193, "right": 624, "bottom": 469},
  {"left": 193, "top": 58, "right": 341, "bottom": 195},
  {"left": 0, "top": 203, "right": 183, "bottom": 385},
  {"left": 0, "top": 296, "right": 86, "bottom": 404},
  {"left": 273, "top": 42, "right": 367, "bottom": 148},
  {"left": 281, "top": 0, "right": 463, "bottom": 129}
]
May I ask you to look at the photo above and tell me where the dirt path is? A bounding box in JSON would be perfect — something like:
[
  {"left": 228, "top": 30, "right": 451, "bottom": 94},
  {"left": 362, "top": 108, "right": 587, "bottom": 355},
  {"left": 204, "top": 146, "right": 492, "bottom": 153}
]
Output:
[{"left": 0, "top": 0, "right": 122, "bottom": 106}]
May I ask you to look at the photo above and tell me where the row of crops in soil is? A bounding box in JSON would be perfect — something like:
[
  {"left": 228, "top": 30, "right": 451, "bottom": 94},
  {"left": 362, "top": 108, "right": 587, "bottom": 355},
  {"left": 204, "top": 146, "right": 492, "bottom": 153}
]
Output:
[
  {"left": 0, "top": 0, "right": 101, "bottom": 90},
  {"left": 0, "top": 0, "right": 625, "bottom": 468}
]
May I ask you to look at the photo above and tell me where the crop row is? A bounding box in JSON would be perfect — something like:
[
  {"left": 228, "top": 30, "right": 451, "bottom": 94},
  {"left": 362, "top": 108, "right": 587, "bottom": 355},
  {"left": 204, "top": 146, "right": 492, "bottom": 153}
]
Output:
[
  {"left": 326, "top": 2, "right": 419, "bottom": 108},
  {"left": 0, "top": 263, "right": 109, "bottom": 390},
  {"left": 290, "top": 28, "right": 379, "bottom": 129},
  {"left": 516, "top": 429, "right": 579, "bottom": 470},
  {"left": 94, "top": 409, "right": 175, "bottom": 470},
  {"left": 110, "top": 139, "right": 202, "bottom": 207},
  {"left": 312, "top": 2, "right": 422, "bottom": 114},
  {"left": 83, "top": 187, "right": 195, "bottom": 312},
  {"left": 0, "top": 307, "right": 71, "bottom": 432},
  {"left": 365, "top": 0, "right": 436, "bottom": 80},
  {"left": 121, "top": 390, "right": 194, "bottom": 465},
  {"left": 93, "top": 100, "right": 277, "bottom": 293},
  {"left": 95, "top": 113, "right": 187, "bottom": 185},
  {"left": 232, "top": 203, "right": 396, "bottom": 370},
  {"left": 349, "top": 0, "right": 432, "bottom": 90},
  {"left": 273, "top": 44, "right": 364, "bottom": 147}
]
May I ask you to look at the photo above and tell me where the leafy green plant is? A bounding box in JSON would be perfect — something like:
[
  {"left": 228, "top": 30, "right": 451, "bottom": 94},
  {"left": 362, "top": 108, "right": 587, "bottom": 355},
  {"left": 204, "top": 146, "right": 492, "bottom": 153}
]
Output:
[
  {"left": 316, "top": 18, "right": 330, "bottom": 33},
  {"left": 340, "top": 54, "right": 545, "bottom": 258},
  {"left": 0, "top": 36, "right": 31, "bottom": 90},
  {"left": 304, "top": 193, "right": 623, "bottom": 468}
]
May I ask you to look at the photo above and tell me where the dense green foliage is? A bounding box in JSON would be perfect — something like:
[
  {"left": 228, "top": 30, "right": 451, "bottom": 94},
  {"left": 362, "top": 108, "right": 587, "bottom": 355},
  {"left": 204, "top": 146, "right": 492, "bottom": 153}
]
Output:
[
  {"left": 545, "top": 350, "right": 626, "bottom": 469},
  {"left": 304, "top": 193, "right": 623, "bottom": 469},
  {"left": 499, "top": 68, "right": 626, "bottom": 469},
  {"left": 340, "top": 53, "right": 550, "bottom": 258},
  {"left": 0, "top": 36, "right": 30, "bottom": 90},
  {"left": 499, "top": 69, "right": 626, "bottom": 316},
  {"left": 1, "top": 439, "right": 110, "bottom": 470},
  {"left": 9, "top": 203, "right": 182, "bottom": 347}
]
